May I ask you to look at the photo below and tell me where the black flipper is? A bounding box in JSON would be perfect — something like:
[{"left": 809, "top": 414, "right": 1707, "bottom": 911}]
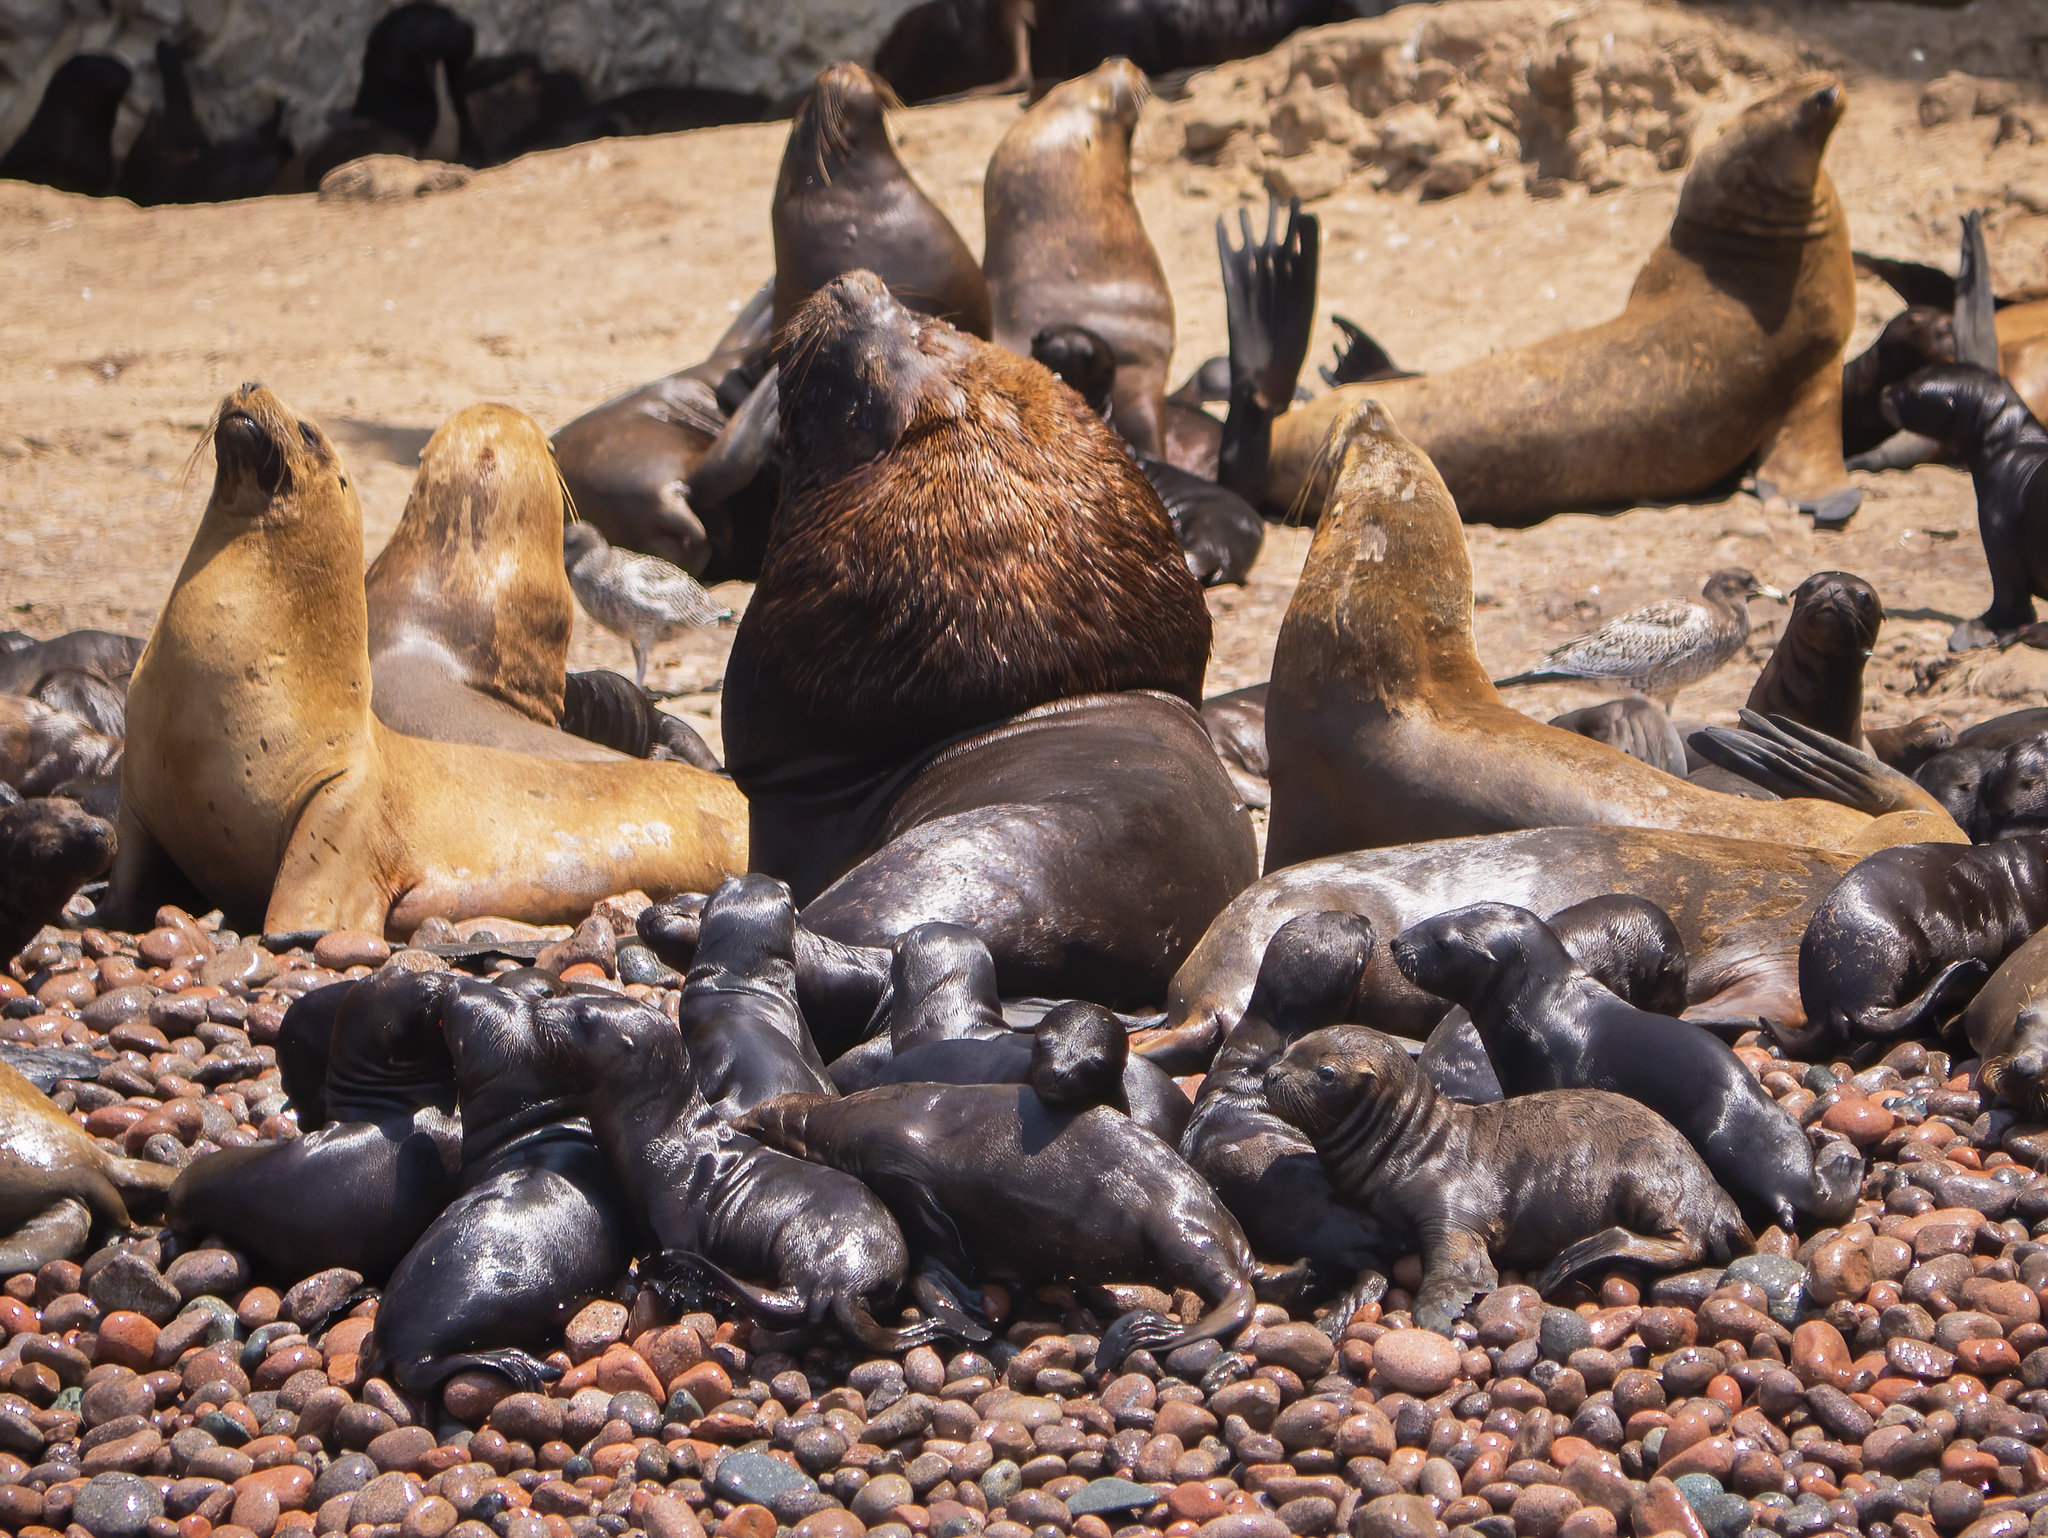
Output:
[
  {"left": 1218, "top": 198, "right": 1320, "bottom": 513},
  {"left": 1689, "top": 711, "right": 1938, "bottom": 815},
  {"left": 1318, "top": 316, "right": 1413, "bottom": 388}
]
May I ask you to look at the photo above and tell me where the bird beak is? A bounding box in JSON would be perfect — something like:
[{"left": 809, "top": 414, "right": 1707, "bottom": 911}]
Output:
[{"left": 1757, "top": 584, "right": 1788, "bottom": 604}]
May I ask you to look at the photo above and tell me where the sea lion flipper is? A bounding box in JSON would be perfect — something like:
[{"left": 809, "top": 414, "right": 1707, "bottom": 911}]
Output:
[
  {"left": 0, "top": 1196, "right": 92, "bottom": 1274},
  {"left": 1752, "top": 356, "right": 1855, "bottom": 518},
  {"left": 1853, "top": 956, "right": 1992, "bottom": 1039},
  {"left": 1845, "top": 429, "right": 1942, "bottom": 474},
  {"left": 102, "top": 1154, "right": 181, "bottom": 1199},
  {"left": 1218, "top": 197, "right": 1320, "bottom": 507},
  {"left": 1956, "top": 210, "right": 2000, "bottom": 370},
  {"left": 1531, "top": 1225, "right": 1708, "bottom": 1300},
  {"left": 1413, "top": 1222, "right": 1497, "bottom": 1337},
  {"left": 907, "top": 1264, "right": 993, "bottom": 1343},
  {"left": 684, "top": 366, "right": 780, "bottom": 509},
  {"left": 1315, "top": 1267, "right": 1389, "bottom": 1341},
  {"left": 1692, "top": 712, "right": 1947, "bottom": 818}
]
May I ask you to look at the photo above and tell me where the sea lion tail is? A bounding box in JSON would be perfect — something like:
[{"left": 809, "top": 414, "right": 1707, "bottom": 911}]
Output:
[{"left": 1854, "top": 957, "right": 1992, "bottom": 1039}]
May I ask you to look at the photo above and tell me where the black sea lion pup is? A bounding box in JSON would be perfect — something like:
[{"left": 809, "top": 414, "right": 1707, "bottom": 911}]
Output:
[
  {"left": 1881, "top": 365, "right": 2048, "bottom": 652},
  {"left": 168, "top": 969, "right": 462, "bottom": 1283},
  {"left": 1746, "top": 572, "right": 1883, "bottom": 750},
  {"left": 740, "top": 1079, "right": 1269, "bottom": 1370},
  {"left": 1266, "top": 1027, "right": 1749, "bottom": 1334},
  {"left": 678, "top": 874, "right": 835, "bottom": 1119},
  {"left": 0, "top": 799, "right": 115, "bottom": 959},
  {"left": 368, "top": 979, "right": 634, "bottom": 1399},
  {"left": 1395, "top": 903, "right": 1858, "bottom": 1229},
  {"left": 1028, "top": 1002, "right": 1128, "bottom": 1109},
  {"left": 1798, "top": 838, "right": 2048, "bottom": 1054}
]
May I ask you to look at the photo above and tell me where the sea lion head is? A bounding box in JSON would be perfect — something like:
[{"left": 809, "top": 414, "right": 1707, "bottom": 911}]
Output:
[
  {"left": 205, "top": 381, "right": 352, "bottom": 524},
  {"left": 1881, "top": 363, "right": 2022, "bottom": 452},
  {"left": 1039, "top": 57, "right": 1147, "bottom": 147},
  {"left": 1390, "top": 903, "right": 1556, "bottom": 1010},
  {"left": 1242, "top": 911, "right": 1375, "bottom": 1037},
  {"left": 788, "top": 61, "right": 897, "bottom": 184},
  {"left": 0, "top": 798, "right": 116, "bottom": 951},
  {"left": 1030, "top": 1001, "right": 1129, "bottom": 1111},
  {"left": 891, "top": 922, "right": 1001, "bottom": 1050},
  {"left": 1547, "top": 894, "right": 1689, "bottom": 1016},
  {"left": 1916, "top": 745, "right": 1999, "bottom": 837},
  {"left": 1979, "top": 738, "right": 2048, "bottom": 842},
  {"left": 691, "top": 872, "right": 799, "bottom": 985},
  {"left": 546, "top": 988, "right": 687, "bottom": 1090},
  {"left": 1984, "top": 1000, "right": 2048, "bottom": 1121},
  {"left": 1676, "top": 73, "right": 1843, "bottom": 239},
  {"left": 1876, "top": 307, "right": 1957, "bottom": 380},
  {"left": 1031, "top": 325, "right": 1118, "bottom": 417},
  {"left": 1785, "top": 571, "right": 1883, "bottom": 661},
  {"left": 1262, "top": 1024, "right": 1414, "bottom": 1143}
]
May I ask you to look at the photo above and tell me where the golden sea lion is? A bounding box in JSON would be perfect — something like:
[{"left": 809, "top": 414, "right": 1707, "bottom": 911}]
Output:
[{"left": 0, "top": 1059, "right": 175, "bottom": 1274}]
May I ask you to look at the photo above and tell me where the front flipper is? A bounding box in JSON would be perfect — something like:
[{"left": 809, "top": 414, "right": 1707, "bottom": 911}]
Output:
[
  {"left": 1533, "top": 1228, "right": 1702, "bottom": 1298},
  {"left": 909, "top": 1262, "right": 993, "bottom": 1344},
  {"left": 0, "top": 1197, "right": 92, "bottom": 1276},
  {"left": 1691, "top": 711, "right": 1947, "bottom": 817},
  {"left": 1316, "top": 1268, "right": 1389, "bottom": 1340},
  {"left": 685, "top": 366, "right": 780, "bottom": 510},
  {"left": 1414, "top": 1223, "right": 1497, "bottom": 1337}
]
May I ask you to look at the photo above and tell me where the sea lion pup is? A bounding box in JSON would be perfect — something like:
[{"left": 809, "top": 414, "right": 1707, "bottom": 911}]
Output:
[
  {"left": 1179, "top": 912, "right": 1394, "bottom": 1333},
  {"left": 0, "top": 629, "right": 143, "bottom": 698},
  {"left": 99, "top": 382, "right": 746, "bottom": 937},
  {"left": 1868, "top": 716, "right": 1954, "bottom": 777},
  {"left": 1960, "top": 928, "right": 2048, "bottom": 1120},
  {"left": 167, "top": 970, "right": 461, "bottom": 1284},
  {"left": 1797, "top": 839, "right": 2048, "bottom": 1054},
  {"left": 1548, "top": 698, "right": 1688, "bottom": 777},
  {"left": 774, "top": 63, "right": 989, "bottom": 338},
  {"left": 723, "top": 272, "right": 1251, "bottom": 1005},
  {"left": 1879, "top": 365, "right": 2048, "bottom": 652},
  {"left": 0, "top": 695, "right": 121, "bottom": 798},
  {"left": 677, "top": 874, "right": 835, "bottom": 1120},
  {"left": 545, "top": 990, "right": 968, "bottom": 1352},
  {"left": 557, "top": 670, "right": 722, "bottom": 769},
  {"left": 740, "top": 1078, "right": 1269, "bottom": 1370},
  {"left": 0, "top": 799, "right": 115, "bottom": 960},
  {"left": 984, "top": 60, "right": 1176, "bottom": 459},
  {"left": 0, "top": 55, "right": 131, "bottom": 197},
  {"left": 1745, "top": 571, "right": 1884, "bottom": 750},
  {"left": 1842, "top": 308, "right": 1955, "bottom": 457},
  {"left": 364, "top": 403, "right": 610, "bottom": 760},
  {"left": 369, "top": 978, "right": 634, "bottom": 1399},
  {"left": 1396, "top": 903, "right": 1859, "bottom": 1230},
  {"left": 1263, "top": 76, "right": 1861, "bottom": 526},
  {"left": 1261, "top": 398, "right": 1958, "bottom": 875},
  {"left": 1266, "top": 1027, "right": 1749, "bottom": 1334}
]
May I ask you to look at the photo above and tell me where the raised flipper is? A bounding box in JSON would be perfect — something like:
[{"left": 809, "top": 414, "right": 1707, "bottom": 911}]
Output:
[
  {"left": 1533, "top": 1227, "right": 1704, "bottom": 1298},
  {"left": 1319, "top": 316, "right": 1413, "bottom": 388},
  {"left": 1690, "top": 711, "right": 1948, "bottom": 817},
  {"left": 1414, "top": 1223, "right": 1497, "bottom": 1337},
  {"left": 685, "top": 365, "right": 780, "bottom": 510},
  {"left": 1218, "top": 198, "right": 1320, "bottom": 513},
  {"left": 1955, "top": 211, "right": 2000, "bottom": 370},
  {"left": 0, "top": 1197, "right": 92, "bottom": 1275},
  {"left": 1856, "top": 957, "right": 1991, "bottom": 1039}
]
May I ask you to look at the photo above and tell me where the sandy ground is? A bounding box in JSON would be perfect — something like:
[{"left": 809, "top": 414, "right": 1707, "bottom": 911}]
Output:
[{"left": 2, "top": 1, "right": 2047, "bottom": 761}]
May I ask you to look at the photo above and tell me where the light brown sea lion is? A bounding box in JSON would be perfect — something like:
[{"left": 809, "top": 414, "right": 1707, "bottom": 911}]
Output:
[
  {"left": 1263, "top": 75, "right": 1860, "bottom": 525},
  {"left": 365, "top": 402, "right": 615, "bottom": 761},
  {"left": 983, "top": 59, "right": 1175, "bottom": 459},
  {"left": 0, "top": 1059, "right": 176, "bottom": 1274},
  {"left": 99, "top": 383, "right": 748, "bottom": 938},
  {"left": 772, "top": 62, "right": 990, "bottom": 337},
  {"left": 1961, "top": 927, "right": 2048, "bottom": 1122},
  {"left": 1261, "top": 397, "right": 1961, "bottom": 874}
]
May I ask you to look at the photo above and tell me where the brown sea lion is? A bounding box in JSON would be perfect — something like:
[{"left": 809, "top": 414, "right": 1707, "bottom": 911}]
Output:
[
  {"left": 99, "top": 383, "right": 747, "bottom": 938},
  {"left": 0, "top": 695, "right": 121, "bottom": 798},
  {"left": 772, "top": 62, "right": 989, "bottom": 337},
  {"left": 1960, "top": 927, "right": 2048, "bottom": 1122},
  {"left": 0, "top": 1058, "right": 177, "bottom": 1274},
  {"left": 724, "top": 271, "right": 1250, "bottom": 1005},
  {"left": 1262, "top": 399, "right": 1958, "bottom": 874},
  {"left": 1263, "top": 76, "right": 1861, "bottom": 526},
  {"left": 983, "top": 60, "right": 1175, "bottom": 459},
  {"left": 1265, "top": 1027, "right": 1749, "bottom": 1334},
  {"left": 1744, "top": 571, "right": 1882, "bottom": 750},
  {"left": 0, "top": 798, "right": 116, "bottom": 960}
]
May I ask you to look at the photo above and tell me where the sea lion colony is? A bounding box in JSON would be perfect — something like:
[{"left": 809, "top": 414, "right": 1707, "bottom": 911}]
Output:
[{"left": 10, "top": 16, "right": 2048, "bottom": 1538}]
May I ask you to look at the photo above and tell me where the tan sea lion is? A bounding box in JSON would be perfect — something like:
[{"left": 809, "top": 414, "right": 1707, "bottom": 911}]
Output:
[
  {"left": 1264, "top": 75, "right": 1860, "bottom": 525},
  {"left": 983, "top": 59, "right": 1175, "bottom": 459},
  {"left": 1961, "top": 927, "right": 2048, "bottom": 1122},
  {"left": 100, "top": 383, "right": 747, "bottom": 938},
  {"left": 1262, "top": 398, "right": 1961, "bottom": 873},
  {"left": 0, "top": 1059, "right": 176, "bottom": 1274}
]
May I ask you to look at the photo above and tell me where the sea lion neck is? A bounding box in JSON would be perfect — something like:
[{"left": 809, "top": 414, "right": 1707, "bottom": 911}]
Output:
[
  {"left": 780, "top": 72, "right": 900, "bottom": 193},
  {"left": 1318, "top": 1045, "right": 1449, "bottom": 1182},
  {"left": 1672, "top": 76, "right": 1843, "bottom": 247}
]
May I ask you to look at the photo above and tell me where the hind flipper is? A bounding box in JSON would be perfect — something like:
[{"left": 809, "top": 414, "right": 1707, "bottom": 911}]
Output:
[
  {"left": 1218, "top": 198, "right": 1320, "bottom": 509},
  {"left": 1846, "top": 430, "right": 1942, "bottom": 474},
  {"left": 1956, "top": 211, "right": 2000, "bottom": 369},
  {"left": 909, "top": 1265, "right": 992, "bottom": 1343},
  {"left": 1316, "top": 1268, "right": 1389, "bottom": 1340},
  {"left": 0, "top": 1197, "right": 91, "bottom": 1275},
  {"left": 1319, "top": 316, "right": 1411, "bottom": 388},
  {"left": 685, "top": 366, "right": 780, "bottom": 509},
  {"left": 1855, "top": 957, "right": 1992, "bottom": 1039},
  {"left": 1805, "top": 1133, "right": 1865, "bottom": 1225},
  {"left": 1533, "top": 1228, "right": 1700, "bottom": 1298}
]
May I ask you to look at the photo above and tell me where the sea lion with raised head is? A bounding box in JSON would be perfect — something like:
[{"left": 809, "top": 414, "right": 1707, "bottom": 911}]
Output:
[
  {"left": 1261, "top": 398, "right": 1958, "bottom": 875},
  {"left": 99, "top": 383, "right": 747, "bottom": 937},
  {"left": 1263, "top": 76, "right": 1862, "bottom": 527},
  {"left": 1266, "top": 1026, "right": 1749, "bottom": 1333},
  {"left": 723, "top": 272, "right": 1251, "bottom": 1006},
  {"left": 1744, "top": 571, "right": 1883, "bottom": 750}
]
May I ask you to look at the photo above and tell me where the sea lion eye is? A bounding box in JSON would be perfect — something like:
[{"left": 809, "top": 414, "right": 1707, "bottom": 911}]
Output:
[
  {"left": 1316, "top": 1063, "right": 1337, "bottom": 1084},
  {"left": 298, "top": 421, "right": 321, "bottom": 451}
]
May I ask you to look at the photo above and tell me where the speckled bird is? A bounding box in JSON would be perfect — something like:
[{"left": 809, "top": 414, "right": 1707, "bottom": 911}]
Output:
[
  {"left": 1493, "top": 568, "right": 1786, "bottom": 709},
  {"left": 562, "top": 523, "right": 731, "bottom": 688}
]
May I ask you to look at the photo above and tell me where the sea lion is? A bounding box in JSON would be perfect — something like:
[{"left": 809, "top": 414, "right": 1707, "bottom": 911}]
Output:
[
  {"left": 1879, "top": 365, "right": 2048, "bottom": 651},
  {"left": 0, "top": 1058, "right": 176, "bottom": 1275},
  {"left": 1394, "top": 903, "right": 1859, "bottom": 1229},
  {"left": 0, "top": 798, "right": 115, "bottom": 960},
  {"left": 1263, "top": 76, "right": 1861, "bottom": 526},
  {"left": 1152, "top": 825, "right": 1859, "bottom": 1064},
  {"left": 1201, "top": 682, "right": 1271, "bottom": 806},
  {"left": 117, "top": 40, "right": 292, "bottom": 207},
  {"left": 740, "top": 1078, "right": 1266, "bottom": 1369},
  {"left": 1261, "top": 398, "right": 1958, "bottom": 875},
  {"left": 0, "top": 55, "right": 130, "bottom": 198},
  {"left": 1797, "top": 839, "right": 2048, "bottom": 1053},
  {"left": 166, "top": 969, "right": 462, "bottom": 1283},
  {"left": 677, "top": 874, "right": 836, "bottom": 1120},
  {"left": 773, "top": 62, "right": 989, "bottom": 337},
  {"left": 0, "top": 695, "right": 121, "bottom": 798},
  {"left": 99, "top": 383, "right": 747, "bottom": 937},
  {"left": 1842, "top": 307, "right": 1955, "bottom": 458},
  {"left": 1265, "top": 1027, "right": 1749, "bottom": 1333},
  {"left": 545, "top": 989, "right": 962, "bottom": 1351},
  {"left": 558, "top": 670, "right": 722, "bottom": 769},
  {"left": 1178, "top": 912, "right": 1393, "bottom": 1330},
  {"left": 283, "top": 2, "right": 475, "bottom": 190},
  {"left": 723, "top": 272, "right": 1251, "bottom": 1006},
  {"left": 368, "top": 977, "right": 634, "bottom": 1398},
  {"left": 29, "top": 668, "right": 126, "bottom": 740},
  {"left": 1868, "top": 716, "right": 1954, "bottom": 777},
  {"left": 983, "top": 60, "right": 1175, "bottom": 458},
  {"left": 0, "top": 629, "right": 143, "bottom": 697},
  {"left": 1959, "top": 927, "right": 2048, "bottom": 1121},
  {"left": 1745, "top": 571, "right": 1883, "bottom": 750},
  {"left": 364, "top": 402, "right": 613, "bottom": 759},
  {"left": 1548, "top": 697, "right": 1688, "bottom": 777}
]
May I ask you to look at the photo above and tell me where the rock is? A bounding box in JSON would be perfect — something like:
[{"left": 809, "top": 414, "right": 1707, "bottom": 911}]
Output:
[
  {"left": 714, "top": 1450, "right": 820, "bottom": 1507},
  {"left": 163, "top": 1247, "right": 249, "bottom": 1302},
  {"left": 88, "top": 1255, "right": 180, "bottom": 1325},
  {"left": 1350, "top": 1493, "right": 1446, "bottom": 1538},
  {"left": 71, "top": 1472, "right": 163, "bottom": 1538},
  {"left": 564, "top": 1299, "right": 629, "bottom": 1358},
  {"left": 200, "top": 943, "right": 278, "bottom": 989},
  {"left": 1069, "top": 1479, "right": 1158, "bottom": 1517},
  {"left": 1372, "top": 1329, "right": 1463, "bottom": 1396},
  {"left": 313, "top": 930, "right": 390, "bottom": 969},
  {"left": 1629, "top": 1478, "right": 1708, "bottom": 1538},
  {"left": 1539, "top": 1309, "right": 1593, "bottom": 1361},
  {"left": 1820, "top": 1097, "right": 1895, "bottom": 1146},
  {"left": 1254, "top": 1322, "right": 1337, "bottom": 1378},
  {"left": 351, "top": 1470, "right": 423, "bottom": 1526},
  {"left": 283, "top": 1267, "right": 362, "bottom": 1330}
]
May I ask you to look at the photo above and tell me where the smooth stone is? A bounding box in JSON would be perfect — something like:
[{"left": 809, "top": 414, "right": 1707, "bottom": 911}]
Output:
[
  {"left": 1349, "top": 1494, "right": 1444, "bottom": 1538},
  {"left": 88, "top": 1255, "right": 181, "bottom": 1325},
  {"left": 715, "top": 1450, "right": 820, "bottom": 1506},
  {"left": 1373, "top": 1331, "right": 1463, "bottom": 1396},
  {"left": 72, "top": 1471, "right": 164, "bottom": 1538},
  {"left": 1067, "top": 1480, "right": 1157, "bottom": 1517}
]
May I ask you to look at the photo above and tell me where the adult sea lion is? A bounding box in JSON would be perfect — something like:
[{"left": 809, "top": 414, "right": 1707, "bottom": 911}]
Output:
[
  {"left": 1744, "top": 571, "right": 1883, "bottom": 750},
  {"left": 983, "top": 60, "right": 1175, "bottom": 459},
  {"left": 1959, "top": 927, "right": 2048, "bottom": 1121},
  {"left": 0, "top": 695, "right": 121, "bottom": 799},
  {"left": 1263, "top": 76, "right": 1861, "bottom": 525},
  {"left": 1261, "top": 398, "right": 1957, "bottom": 874},
  {"left": 0, "top": 1058, "right": 176, "bottom": 1275},
  {"left": 1394, "top": 903, "right": 1859, "bottom": 1229},
  {"left": 1266, "top": 1028, "right": 1749, "bottom": 1332},
  {"left": 774, "top": 63, "right": 989, "bottom": 338},
  {"left": 99, "top": 383, "right": 746, "bottom": 937},
  {"left": 0, "top": 629, "right": 143, "bottom": 697},
  {"left": 0, "top": 798, "right": 115, "bottom": 960},
  {"left": 723, "top": 272, "right": 1252, "bottom": 1006}
]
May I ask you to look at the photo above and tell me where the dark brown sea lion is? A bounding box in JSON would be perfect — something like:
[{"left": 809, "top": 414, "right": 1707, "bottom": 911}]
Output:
[
  {"left": 1842, "top": 307, "right": 1954, "bottom": 458},
  {"left": 1266, "top": 1027, "right": 1749, "bottom": 1333},
  {"left": 0, "top": 1057, "right": 176, "bottom": 1275},
  {"left": 0, "top": 798, "right": 116, "bottom": 966},
  {"left": 772, "top": 62, "right": 989, "bottom": 337},
  {"left": 1959, "top": 927, "right": 2048, "bottom": 1121},
  {"left": 1264, "top": 76, "right": 1862, "bottom": 526},
  {"left": 280, "top": 2, "right": 475, "bottom": 191},
  {"left": 99, "top": 383, "right": 747, "bottom": 937},
  {"left": 1745, "top": 571, "right": 1883, "bottom": 750},
  {"left": 1262, "top": 398, "right": 1958, "bottom": 875},
  {"left": 984, "top": 60, "right": 1174, "bottom": 458},
  {"left": 0, "top": 55, "right": 130, "bottom": 197},
  {"left": 1394, "top": 902, "right": 1860, "bottom": 1229},
  {"left": 723, "top": 271, "right": 1249, "bottom": 1006}
]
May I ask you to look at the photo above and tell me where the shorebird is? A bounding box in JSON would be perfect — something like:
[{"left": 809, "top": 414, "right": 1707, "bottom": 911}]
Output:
[
  {"left": 1494, "top": 568, "right": 1786, "bottom": 709},
  {"left": 562, "top": 523, "right": 730, "bottom": 688}
]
